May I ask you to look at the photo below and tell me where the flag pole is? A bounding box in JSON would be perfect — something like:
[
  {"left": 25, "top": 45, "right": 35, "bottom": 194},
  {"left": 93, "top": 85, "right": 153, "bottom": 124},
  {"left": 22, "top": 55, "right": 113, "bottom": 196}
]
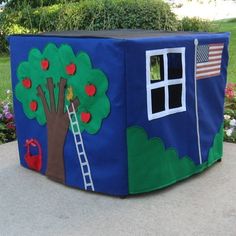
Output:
[{"left": 194, "top": 39, "right": 203, "bottom": 165}]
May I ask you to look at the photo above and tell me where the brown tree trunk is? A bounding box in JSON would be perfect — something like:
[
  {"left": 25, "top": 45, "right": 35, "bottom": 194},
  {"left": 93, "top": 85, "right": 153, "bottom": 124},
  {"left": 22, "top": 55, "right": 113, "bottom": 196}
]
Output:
[
  {"left": 46, "top": 115, "right": 69, "bottom": 183},
  {"left": 37, "top": 78, "right": 79, "bottom": 184}
]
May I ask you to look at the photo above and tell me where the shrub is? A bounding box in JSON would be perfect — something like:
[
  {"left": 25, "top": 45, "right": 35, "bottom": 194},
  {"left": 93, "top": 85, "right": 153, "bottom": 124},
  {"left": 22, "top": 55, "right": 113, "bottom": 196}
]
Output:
[
  {"left": 20, "top": 4, "right": 62, "bottom": 31},
  {"left": 0, "top": 34, "right": 9, "bottom": 54},
  {"left": 21, "top": 0, "right": 178, "bottom": 32},
  {"left": 0, "top": 90, "right": 16, "bottom": 144},
  {"left": 179, "top": 17, "right": 215, "bottom": 32},
  {"left": 5, "top": 0, "right": 80, "bottom": 10},
  {"left": 1, "top": 0, "right": 217, "bottom": 54},
  {"left": 56, "top": 0, "right": 178, "bottom": 31},
  {"left": 224, "top": 83, "right": 236, "bottom": 143},
  {"left": 0, "top": 10, "right": 31, "bottom": 53},
  {"left": 0, "top": 0, "right": 178, "bottom": 53}
]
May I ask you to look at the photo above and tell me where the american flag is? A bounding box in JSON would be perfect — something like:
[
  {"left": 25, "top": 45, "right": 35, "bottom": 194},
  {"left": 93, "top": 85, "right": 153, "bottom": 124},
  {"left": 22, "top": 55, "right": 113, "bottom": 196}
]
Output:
[{"left": 196, "top": 43, "right": 224, "bottom": 80}]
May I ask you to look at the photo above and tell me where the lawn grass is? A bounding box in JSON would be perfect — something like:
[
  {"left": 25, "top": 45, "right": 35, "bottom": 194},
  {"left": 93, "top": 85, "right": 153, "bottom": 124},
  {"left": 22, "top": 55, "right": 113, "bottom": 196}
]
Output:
[
  {"left": 214, "top": 18, "right": 236, "bottom": 83},
  {"left": 0, "top": 55, "right": 11, "bottom": 101},
  {"left": 0, "top": 18, "right": 235, "bottom": 101}
]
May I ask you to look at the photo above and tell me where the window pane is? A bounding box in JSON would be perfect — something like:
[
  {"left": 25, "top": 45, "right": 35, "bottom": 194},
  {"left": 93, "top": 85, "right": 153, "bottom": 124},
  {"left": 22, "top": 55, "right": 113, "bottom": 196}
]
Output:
[
  {"left": 168, "top": 84, "right": 182, "bottom": 109},
  {"left": 151, "top": 87, "right": 165, "bottom": 113},
  {"left": 150, "top": 55, "right": 164, "bottom": 83},
  {"left": 168, "top": 53, "right": 182, "bottom": 80}
]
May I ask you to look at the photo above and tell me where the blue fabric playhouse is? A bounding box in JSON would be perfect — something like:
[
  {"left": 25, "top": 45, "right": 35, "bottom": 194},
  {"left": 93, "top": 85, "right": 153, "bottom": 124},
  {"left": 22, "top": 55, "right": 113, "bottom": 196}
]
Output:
[{"left": 9, "top": 30, "right": 230, "bottom": 196}]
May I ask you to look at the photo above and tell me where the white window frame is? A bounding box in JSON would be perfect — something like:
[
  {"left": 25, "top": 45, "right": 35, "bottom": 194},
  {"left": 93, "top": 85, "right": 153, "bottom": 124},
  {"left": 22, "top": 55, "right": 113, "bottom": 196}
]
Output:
[{"left": 146, "top": 47, "right": 186, "bottom": 120}]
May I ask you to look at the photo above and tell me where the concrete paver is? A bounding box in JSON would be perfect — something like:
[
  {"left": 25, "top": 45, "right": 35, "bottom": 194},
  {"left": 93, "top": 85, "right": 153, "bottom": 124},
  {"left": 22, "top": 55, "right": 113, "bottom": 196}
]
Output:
[{"left": 0, "top": 141, "right": 236, "bottom": 236}]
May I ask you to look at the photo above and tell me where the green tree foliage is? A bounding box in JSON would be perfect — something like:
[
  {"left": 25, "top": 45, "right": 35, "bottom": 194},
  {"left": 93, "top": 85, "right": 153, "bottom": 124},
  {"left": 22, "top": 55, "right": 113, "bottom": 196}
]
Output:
[
  {"left": 0, "top": 10, "right": 31, "bottom": 53},
  {"left": 20, "top": 4, "right": 62, "bottom": 32},
  {"left": 5, "top": 0, "right": 80, "bottom": 10},
  {"left": 15, "top": 43, "right": 110, "bottom": 134},
  {"left": 15, "top": 43, "right": 110, "bottom": 181}
]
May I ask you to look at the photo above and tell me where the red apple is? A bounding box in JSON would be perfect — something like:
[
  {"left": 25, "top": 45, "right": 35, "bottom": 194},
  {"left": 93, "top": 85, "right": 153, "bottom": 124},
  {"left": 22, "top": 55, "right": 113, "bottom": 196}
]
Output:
[
  {"left": 22, "top": 78, "right": 32, "bottom": 88},
  {"left": 30, "top": 101, "right": 38, "bottom": 111},
  {"left": 85, "top": 84, "right": 96, "bottom": 96},
  {"left": 66, "top": 63, "right": 76, "bottom": 75},
  {"left": 41, "top": 59, "right": 49, "bottom": 70},
  {"left": 81, "top": 112, "right": 91, "bottom": 123}
]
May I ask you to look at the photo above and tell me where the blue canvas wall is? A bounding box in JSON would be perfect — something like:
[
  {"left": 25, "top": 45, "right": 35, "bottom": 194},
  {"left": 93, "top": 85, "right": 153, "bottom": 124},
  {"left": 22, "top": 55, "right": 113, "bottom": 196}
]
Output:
[
  {"left": 9, "top": 36, "right": 129, "bottom": 196},
  {"left": 125, "top": 33, "right": 229, "bottom": 164},
  {"left": 9, "top": 31, "right": 229, "bottom": 196}
]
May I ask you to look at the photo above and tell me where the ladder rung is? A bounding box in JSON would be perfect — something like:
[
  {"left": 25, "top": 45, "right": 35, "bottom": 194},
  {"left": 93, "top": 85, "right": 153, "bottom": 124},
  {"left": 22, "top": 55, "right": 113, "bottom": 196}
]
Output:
[
  {"left": 67, "top": 108, "right": 73, "bottom": 113},
  {"left": 68, "top": 111, "right": 75, "bottom": 116},
  {"left": 84, "top": 172, "right": 90, "bottom": 176},
  {"left": 85, "top": 186, "right": 94, "bottom": 191},
  {"left": 76, "top": 141, "right": 82, "bottom": 145},
  {"left": 79, "top": 152, "right": 85, "bottom": 156},
  {"left": 81, "top": 162, "right": 88, "bottom": 167},
  {"left": 72, "top": 129, "right": 78, "bottom": 134},
  {"left": 85, "top": 183, "right": 93, "bottom": 187},
  {"left": 74, "top": 131, "right": 80, "bottom": 135},
  {"left": 69, "top": 112, "right": 75, "bottom": 116},
  {"left": 70, "top": 110, "right": 75, "bottom": 115}
]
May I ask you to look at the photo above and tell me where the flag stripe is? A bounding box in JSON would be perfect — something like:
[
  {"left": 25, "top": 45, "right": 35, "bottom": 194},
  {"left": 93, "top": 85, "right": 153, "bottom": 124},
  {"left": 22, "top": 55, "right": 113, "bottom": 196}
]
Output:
[
  {"left": 209, "top": 47, "right": 224, "bottom": 50},
  {"left": 197, "top": 72, "right": 221, "bottom": 80},
  {"left": 196, "top": 43, "right": 224, "bottom": 80},
  {"left": 209, "top": 51, "right": 223, "bottom": 55},
  {"left": 197, "top": 65, "right": 221, "bottom": 72},
  {"left": 209, "top": 44, "right": 224, "bottom": 48},
  {"left": 208, "top": 55, "right": 222, "bottom": 60},
  {"left": 197, "top": 59, "right": 221, "bottom": 67},
  {"left": 196, "top": 70, "right": 221, "bottom": 77}
]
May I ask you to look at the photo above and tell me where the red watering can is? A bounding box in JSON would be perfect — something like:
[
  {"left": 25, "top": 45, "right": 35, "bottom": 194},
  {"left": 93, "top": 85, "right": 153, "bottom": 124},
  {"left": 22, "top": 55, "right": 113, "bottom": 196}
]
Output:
[{"left": 24, "top": 139, "right": 42, "bottom": 172}]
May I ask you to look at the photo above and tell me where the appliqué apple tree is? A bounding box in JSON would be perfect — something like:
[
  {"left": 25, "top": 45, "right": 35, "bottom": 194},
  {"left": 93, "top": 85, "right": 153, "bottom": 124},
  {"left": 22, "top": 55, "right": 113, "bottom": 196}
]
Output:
[{"left": 15, "top": 43, "right": 110, "bottom": 183}]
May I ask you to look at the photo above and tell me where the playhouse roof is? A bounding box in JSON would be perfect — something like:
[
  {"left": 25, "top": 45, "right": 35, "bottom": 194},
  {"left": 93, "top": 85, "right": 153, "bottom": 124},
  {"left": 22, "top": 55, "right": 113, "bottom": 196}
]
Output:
[{"left": 12, "top": 30, "right": 227, "bottom": 39}]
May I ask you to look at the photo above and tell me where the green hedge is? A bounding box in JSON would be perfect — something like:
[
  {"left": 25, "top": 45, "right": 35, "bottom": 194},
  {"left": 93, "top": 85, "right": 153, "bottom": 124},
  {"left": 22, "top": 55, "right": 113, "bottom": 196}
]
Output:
[
  {"left": 179, "top": 17, "right": 215, "bottom": 32},
  {"left": 0, "top": 10, "right": 31, "bottom": 53},
  {"left": 0, "top": 0, "right": 215, "bottom": 54},
  {"left": 56, "top": 0, "right": 178, "bottom": 31},
  {"left": 20, "top": 4, "right": 62, "bottom": 31},
  {"left": 20, "top": 0, "right": 178, "bottom": 31},
  {"left": 5, "top": 0, "right": 80, "bottom": 10}
]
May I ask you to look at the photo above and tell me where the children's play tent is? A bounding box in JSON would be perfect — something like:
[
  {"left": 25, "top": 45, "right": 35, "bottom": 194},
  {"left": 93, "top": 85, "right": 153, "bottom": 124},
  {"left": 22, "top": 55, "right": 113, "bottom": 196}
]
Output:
[{"left": 9, "top": 30, "right": 230, "bottom": 196}]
